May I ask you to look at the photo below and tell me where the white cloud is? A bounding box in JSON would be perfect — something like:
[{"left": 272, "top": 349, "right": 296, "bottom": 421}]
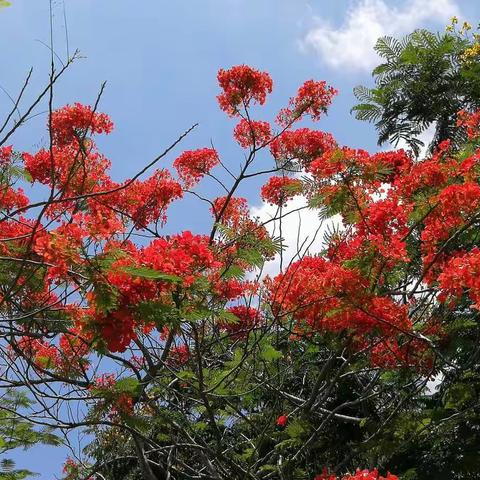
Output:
[
  {"left": 302, "top": 0, "right": 460, "bottom": 71},
  {"left": 251, "top": 196, "right": 338, "bottom": 278}
]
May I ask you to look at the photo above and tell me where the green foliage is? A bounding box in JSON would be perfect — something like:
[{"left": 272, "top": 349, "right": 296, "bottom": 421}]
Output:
[
  {"left": 120, "top": 266, "right": 182, "bottom": 283},
  {"left": 352, "top": 28, "right": 480, "bottom": 155},
  {"left": 0, "top": 391, "right": 60, "bottom": 479}
]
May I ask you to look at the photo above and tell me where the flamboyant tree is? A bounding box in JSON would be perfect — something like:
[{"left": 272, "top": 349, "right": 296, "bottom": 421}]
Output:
[{"left": 2, "top": 23, "right": 480, "bottom": 480}]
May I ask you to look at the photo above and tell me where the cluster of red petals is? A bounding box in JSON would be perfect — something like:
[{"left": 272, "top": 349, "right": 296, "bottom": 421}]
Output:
[
  {"left": 57, "top": 327, "right": 91, "bottom": 374},
  {"left": 422, "top": 182, "right": 480, "bottom": 247},
  {"left": 370, "top": 337, "right": 432, "bottom": 372},
  {"left": 62, "top": 458, "right": 80, "bottom": 479},
  {"left": 438, "top": 248, "right": 480, "bottom": 309},
  {"left": 23, "top": 145, "right": 111, "bottom": 194},
  {"left": 269, "top": 128, "right": 337, "bottom": 169},
  {"left": 21, "top": 104, "right": 184, "bottom": 240},
  {"left": 116, "top": 169, "right": 183, "bottom": 228},
  {"left": 0, "top": 185, "right": 29, "bottom": 212},
  {"left": 212, "top": 277, "right": 253, "bottom": 301},
  {"left": 50, "top": 102, "right": 113, "bottom": 146},
  {"left": 233, "top": 119, "right": 272, "bottom": 148},
  {"left": 173, "top": 148, "right": 219, "bottom": 188},
  {"left": 0, "top": 145, "right": 13, "bottom": 165},
  {"left": 267, "top": 256, "right": 411, "bottom": 337},
  {"left": 276, "top": 80, "right": 337, "bottom": 126},
  {"left": 261, "top": 176, "right": 302, "bottom": 206},
  {"left": 220, "top": 305, "right": 262, "bottom": 339},
  {"left": 16, "top": 326, "right": 91, "bottom": 376},
  {"left": 168, "top": 344, "right": 190, "bottom": 366},
  {"left": 93, "top": 232, "right": 219, "bottom": 352},
  {"left": 457, "top": 108, "right": 480, "bottom": 139},
  {"left": 0, "top": 218, "right": 34, "bottom": 256},
  {"left": 112, "top": 393, "right": 134, "bottom": 417},
  {"left": 17, "top": 337, "right": 59, "bottom": 370},
  {"left": 211, "top": 196, "right": 250, "bottom": 226},
  {"left": 355, "top": 196, "right": 412, "bottom": 263},
  {"left": 90, "top": 374, "right": 134, "bottom": 418},
  {"left": 33, "top": 222, "right": 85, "bottom": 279},
  {"left": 217, "top": 65, "right": 273, "bottom": 116},
  {"left": 211, "top": 196, "right": 271, "bottom": 259},
  {"left": 315, "top": 468, "right": 398, "bottom": 480}
]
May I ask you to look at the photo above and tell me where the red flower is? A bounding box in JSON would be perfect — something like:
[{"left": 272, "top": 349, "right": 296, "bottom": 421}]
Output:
[
  {"left": 0, "top": 145, "right": 13, "bottom": 166},
  {"left": 270, "top": 128, "right": 337, "bottom": 169},
  {"left": 219, "top": 305, "right": 261, "bottom": 339},
  {"left": 457, "top": 108, "right": 480, "bottom": 139},
  {"left": 261, "top": 176, "right": 302, "bottom": 206},
  {"left": 217, "top": 65, "right": 273, "bottom": 116},
  {"left": 233, "top": 119, "right": 272, "bottom": 148},
  {"left": 117, "top": 169, "right": 183, "bottom": 228},
  {"left": 276, "top": 414, "right": 288, "bottom": 427},
  {"left": 173, "top": 148, "right": 219, "bottom": 188},
  {"left": 51, "top": 103, "right": 113, "bottom": 147},
  {"left": 276, "top": 80, "right": 337, "bottom": 126}
]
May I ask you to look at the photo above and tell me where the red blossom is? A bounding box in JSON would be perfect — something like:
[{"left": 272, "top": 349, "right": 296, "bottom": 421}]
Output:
[
  {"left": 220, "top": 305, "right": 261, "bottom": 339},
  {"left": 211, "top": 196, "right": 250, "bottom": 226},
  {"left": 116, "top": 169, "right": 183, "bottom": 228},
  {"left": 269, "top": 128, "right": 337, "bottom": 169},
  {"left": 276, "top": 414, "right": 288, "bottom": 427},
  {"left": 261, "top": 176, "right": 302, "bottom": 206},
  {"left": 457, "top": 108, "right": 480, "bottom": 139},
  {"left": 217, "top": 65, "right": 273, "bottom": 116},
  {"left": 173, "top": 148, "right": 219, "bottom": 188},
  {"left": 0, "top": 145, "right": 13, "bottom": 166},
  {"left": 314, "top": 469, "right": 398, "bottom": 480},
  {"left": 0, "top": 186, "right": 29, "bottom": 211},
  {"left": 51, "top": 103, "right": 113, "bottom": 147},
  {"left": 168, "top": 344, "right": 190, "bottom": 366},
  {"left": 276, "top": 80, "right": 337, "bottom": 126},
  {"left": 233, "top": 119, "right": 272, "bottom": 148}
]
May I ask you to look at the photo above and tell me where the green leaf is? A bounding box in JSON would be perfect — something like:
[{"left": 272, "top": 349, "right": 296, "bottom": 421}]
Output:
[
  {"left": 222, "top": 264, "right": 245, "bottom": 279},
  {"left": 260, "top": 343, "right": 283, "bottom": 362},
  {"left": 0, "top": 1, "right": 11, "bottom": 9},
  {"left": 237, "top": 248, "right": 264, "bottom": 268},
  {"left": 443, "top": 383, "right": 475, "bottom": 410},
  {"left": 114, "top": 378, "right": 140, "bottom": 395},
  {"left": 218, "top": 310, "right": 240, "bottom": 325},
  {"left": 121, "top": 266, "right": 181, "bottom": 282},
  {"left": 286, "top": 420, "right": 306, "bottom": 439}
]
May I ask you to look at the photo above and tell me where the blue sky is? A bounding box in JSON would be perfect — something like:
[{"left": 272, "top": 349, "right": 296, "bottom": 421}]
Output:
[{"left": 1, "top": 0, "right": 479, "bottom": 477}]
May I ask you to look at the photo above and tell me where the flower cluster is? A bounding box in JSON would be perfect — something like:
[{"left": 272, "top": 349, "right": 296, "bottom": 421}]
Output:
[
  {"left": 315, "top": 469, "right": 398, "bottom": 480},
  {"left": 173, "top": 148, "right": 219, "bottom": 188},
  {"left": 276, "top": 80, "right": 337, "bottom": 126},
  {"left": 458, "top": 108, "right": 480, "bottom": 138},
  {"left": 116, "top": 169, "right": 183, "bottom": 228},
  {"left": 33, "top": 222, "right": 85, "bottom": 280},
  {"left": 261, "top": 175, "right": 302, "bottom": 206},
  {"left": 217, "top": 65, "right": 273, "bottom": 116},
  {"left": 233, "top": 119, "right": 272, "bottom": 148},
  {"left": 219, "top": 305, "right": 261, "bottom": 339},
  {"left": 91, "top": 232, "right": 220, "bottom": 352},
  {"left": 267, "top": 255, "right": 411, "bottom": 338},
  {"left": 51, "top": 102, "right": 113, "bottom": 147},
  {"left": 0, "top": 145, "right": 13, "bottom": 165},
  {"left": 438, "top": 248, "right": 480, "bottom": 309},
  {"left": 269, "top": 128, "right": 337, "bottom": 169}
]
